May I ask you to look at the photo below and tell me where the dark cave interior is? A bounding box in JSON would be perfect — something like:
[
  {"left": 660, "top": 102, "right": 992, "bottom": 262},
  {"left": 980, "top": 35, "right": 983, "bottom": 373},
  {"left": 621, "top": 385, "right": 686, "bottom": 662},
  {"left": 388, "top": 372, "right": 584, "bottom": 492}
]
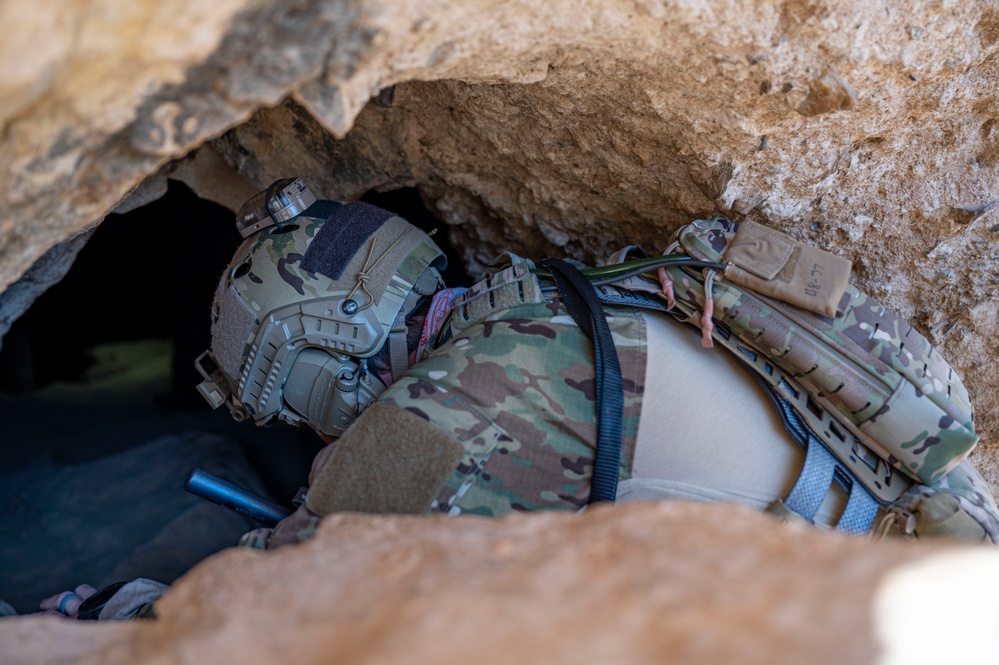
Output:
[{"left": 0, "top": 181, "right": 468, "bottom": 613}]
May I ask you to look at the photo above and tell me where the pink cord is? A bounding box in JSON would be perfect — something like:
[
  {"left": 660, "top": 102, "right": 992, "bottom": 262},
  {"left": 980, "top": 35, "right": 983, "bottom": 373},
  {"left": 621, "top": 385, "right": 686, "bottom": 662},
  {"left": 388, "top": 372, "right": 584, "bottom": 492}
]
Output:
[
  {"left": 657, "top": 267, "right": 676, "bottom": 310},
  {"left": 701, "top": 270, "right": 716, "bottom": 348},
  {"left": 701, "top": 299, "right": 715, "bottom": 348}
]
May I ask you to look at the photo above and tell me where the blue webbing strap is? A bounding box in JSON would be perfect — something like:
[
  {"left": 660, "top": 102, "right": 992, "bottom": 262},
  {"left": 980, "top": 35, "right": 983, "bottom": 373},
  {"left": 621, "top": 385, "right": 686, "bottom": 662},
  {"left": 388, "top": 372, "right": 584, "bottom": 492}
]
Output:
[
  {"left": 756, "top": 374, "right": 882, "bottom": 534},
  {"left": 835, "top": 476, "right": 881, "bottom": 535},
  {"left": 783, "top": 435, "right": 838, "bottom": 521},
  {"left": 539, "top": 259, "right": 624, "bottom": 504}
]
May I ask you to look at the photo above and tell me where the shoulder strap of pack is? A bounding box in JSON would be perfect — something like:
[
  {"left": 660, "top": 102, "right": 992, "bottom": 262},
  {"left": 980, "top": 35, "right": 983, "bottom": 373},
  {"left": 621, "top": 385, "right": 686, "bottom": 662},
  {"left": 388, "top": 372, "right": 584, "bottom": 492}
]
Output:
[
  {"left": 673, "top": 219, "right": 977, "bottom": 486},
  {"left": 538, "top": 258, "right": 624, "bottom": 504}
]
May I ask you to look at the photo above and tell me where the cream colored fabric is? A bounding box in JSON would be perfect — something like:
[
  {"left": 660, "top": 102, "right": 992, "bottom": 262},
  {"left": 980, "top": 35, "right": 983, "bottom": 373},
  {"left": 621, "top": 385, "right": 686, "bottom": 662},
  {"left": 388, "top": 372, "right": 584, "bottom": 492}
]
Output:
[{"left": 627, "top": 312, "right": 845, "bottom": 527}]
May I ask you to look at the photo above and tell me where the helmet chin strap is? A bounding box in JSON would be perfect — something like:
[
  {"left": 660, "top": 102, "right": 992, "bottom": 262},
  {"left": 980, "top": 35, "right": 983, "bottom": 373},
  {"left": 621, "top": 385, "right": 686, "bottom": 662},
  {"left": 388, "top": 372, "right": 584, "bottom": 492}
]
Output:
[{"left": 388, "top": 309, "right": 410, "bottom": 383}]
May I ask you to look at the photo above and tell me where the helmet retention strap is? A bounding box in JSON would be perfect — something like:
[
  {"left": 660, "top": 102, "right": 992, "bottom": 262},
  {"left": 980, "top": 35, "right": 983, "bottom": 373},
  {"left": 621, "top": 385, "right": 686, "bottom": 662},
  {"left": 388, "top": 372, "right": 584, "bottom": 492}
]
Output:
[{"left": 389, "top": 309, "right": 410, "bottom": 382}]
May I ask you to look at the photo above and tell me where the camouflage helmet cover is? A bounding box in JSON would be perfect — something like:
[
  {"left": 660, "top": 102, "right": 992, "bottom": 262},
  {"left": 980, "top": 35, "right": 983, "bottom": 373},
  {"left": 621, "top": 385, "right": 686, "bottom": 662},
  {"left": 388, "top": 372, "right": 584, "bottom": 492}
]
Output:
[{"left": 197, "top": 189, "right": 446, "bottom": 435}]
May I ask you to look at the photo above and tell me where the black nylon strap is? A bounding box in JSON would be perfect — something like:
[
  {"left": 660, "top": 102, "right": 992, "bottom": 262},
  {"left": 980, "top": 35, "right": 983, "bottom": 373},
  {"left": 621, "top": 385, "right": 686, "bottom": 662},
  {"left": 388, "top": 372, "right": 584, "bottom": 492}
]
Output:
[{"left": 538, "top": 259, "right": 624, "bottom": 504}]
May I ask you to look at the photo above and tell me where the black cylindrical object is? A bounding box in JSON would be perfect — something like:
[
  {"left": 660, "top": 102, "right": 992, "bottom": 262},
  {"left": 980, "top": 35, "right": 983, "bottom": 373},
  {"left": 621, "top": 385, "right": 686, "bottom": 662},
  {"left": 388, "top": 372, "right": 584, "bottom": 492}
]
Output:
[{"left": 184, "top": 468, "right": 293, "bottom": 527}]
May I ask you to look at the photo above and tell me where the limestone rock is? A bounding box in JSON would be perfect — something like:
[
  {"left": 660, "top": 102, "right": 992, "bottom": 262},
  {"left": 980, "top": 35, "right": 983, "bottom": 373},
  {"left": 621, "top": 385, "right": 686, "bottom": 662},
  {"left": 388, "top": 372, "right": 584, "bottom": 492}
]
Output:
[
  {"left": 1, "top": 502, "right": 998, "bottom": 665},
  {"left": 114, "top": 146, "right": 257, "bottom": 216},
  {"left": 3, "top": 0, "right": 998, "bottom": 478},
  {"left": 0, "top": 232, "right": 91, "bottom": 353}
]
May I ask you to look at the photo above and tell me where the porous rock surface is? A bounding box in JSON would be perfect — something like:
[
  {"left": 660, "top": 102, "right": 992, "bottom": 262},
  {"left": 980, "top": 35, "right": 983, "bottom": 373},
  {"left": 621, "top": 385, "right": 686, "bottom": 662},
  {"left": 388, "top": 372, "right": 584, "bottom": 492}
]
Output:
[
  {"left": 2, "top": 0, "right": 998, "bottom": 479},
  {"left": 2, "top": 501, "right": 998, "bottom": 665},
  {"left": 2, "top": 2, "right": 999, "bottom": 652}
]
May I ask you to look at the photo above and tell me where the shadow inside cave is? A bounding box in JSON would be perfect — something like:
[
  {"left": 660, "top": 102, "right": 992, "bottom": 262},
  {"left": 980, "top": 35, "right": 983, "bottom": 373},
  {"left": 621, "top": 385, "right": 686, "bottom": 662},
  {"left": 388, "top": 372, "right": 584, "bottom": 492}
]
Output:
[{"left": 0, "top": 181, "right": 466, "bottom": 614}]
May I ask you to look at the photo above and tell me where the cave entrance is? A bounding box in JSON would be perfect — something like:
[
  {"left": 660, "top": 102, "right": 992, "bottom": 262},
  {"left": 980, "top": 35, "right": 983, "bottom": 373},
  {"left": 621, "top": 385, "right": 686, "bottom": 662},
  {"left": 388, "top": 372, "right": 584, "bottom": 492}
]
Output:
[{"left": 0, "top": 178, "right": 467, "bottom": 615}]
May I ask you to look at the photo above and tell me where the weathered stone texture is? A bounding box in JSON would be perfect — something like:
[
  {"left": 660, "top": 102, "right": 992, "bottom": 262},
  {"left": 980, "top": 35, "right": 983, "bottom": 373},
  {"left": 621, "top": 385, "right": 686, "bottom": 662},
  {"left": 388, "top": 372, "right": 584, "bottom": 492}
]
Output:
[
  {"left": 207, "top": 0, "right": 999, "bottom": 479},
  {"left": 2, "top": 502, "right": 997, "bottom": 665},
  {"left": 0, "top": 232, "right": 91, "bottom": 353},
  {"left": 2, "top": 2, "right": 999, "bottom": 492}
]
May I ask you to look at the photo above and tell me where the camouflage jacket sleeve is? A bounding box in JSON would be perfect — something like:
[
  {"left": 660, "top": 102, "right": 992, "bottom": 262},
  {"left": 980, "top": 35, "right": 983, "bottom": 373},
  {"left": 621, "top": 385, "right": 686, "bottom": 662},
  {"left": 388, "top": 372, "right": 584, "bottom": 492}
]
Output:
[
  {"left": 381, "top": 297, "right": 647, "bottom": 516},
  {"left": 292, "top": 251, "right": 648, "bottom": 520}
]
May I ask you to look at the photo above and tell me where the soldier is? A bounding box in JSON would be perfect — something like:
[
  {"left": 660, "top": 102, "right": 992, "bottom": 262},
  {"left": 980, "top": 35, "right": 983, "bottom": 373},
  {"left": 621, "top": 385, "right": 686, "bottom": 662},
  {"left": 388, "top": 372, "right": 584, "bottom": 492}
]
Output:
[
  {"left": 32, "top": 178, "right": 999, "bottom": 620},
  {"left": 192, "top": 179, "right": 997, "bottom": 549}
]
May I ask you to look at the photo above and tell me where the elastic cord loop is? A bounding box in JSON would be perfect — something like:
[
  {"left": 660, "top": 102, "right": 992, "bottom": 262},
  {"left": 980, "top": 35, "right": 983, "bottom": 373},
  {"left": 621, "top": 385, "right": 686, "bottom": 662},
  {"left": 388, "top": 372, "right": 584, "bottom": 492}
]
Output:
[{"left": 700, "top": 268, "right": 717, "bottom": 348}]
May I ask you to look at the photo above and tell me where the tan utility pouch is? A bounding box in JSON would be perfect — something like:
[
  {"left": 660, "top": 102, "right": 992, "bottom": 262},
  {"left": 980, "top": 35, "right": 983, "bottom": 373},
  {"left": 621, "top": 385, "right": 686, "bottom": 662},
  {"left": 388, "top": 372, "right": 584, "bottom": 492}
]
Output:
[{"left": 722, "top": 221, "right": 852, "bottom": 317}]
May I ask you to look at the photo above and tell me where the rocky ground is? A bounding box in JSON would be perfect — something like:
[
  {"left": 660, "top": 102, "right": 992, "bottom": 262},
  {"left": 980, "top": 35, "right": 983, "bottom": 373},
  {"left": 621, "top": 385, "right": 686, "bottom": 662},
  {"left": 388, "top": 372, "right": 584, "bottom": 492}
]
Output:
[
  {"left": 2, "top": 1, "right": 999, "bottom": 660},
  {"left": 2, "top": 501, "right": 999, "bottom": 664},
  {"left": 0, "top": 340, "right": 316, "bottom": 613}
]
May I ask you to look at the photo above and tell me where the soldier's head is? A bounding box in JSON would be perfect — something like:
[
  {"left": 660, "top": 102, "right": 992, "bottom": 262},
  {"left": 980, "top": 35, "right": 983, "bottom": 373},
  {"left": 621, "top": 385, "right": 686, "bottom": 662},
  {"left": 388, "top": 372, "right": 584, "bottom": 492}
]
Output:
[{"left": 194, "top": 178, "right": 447, "bottom": 438}]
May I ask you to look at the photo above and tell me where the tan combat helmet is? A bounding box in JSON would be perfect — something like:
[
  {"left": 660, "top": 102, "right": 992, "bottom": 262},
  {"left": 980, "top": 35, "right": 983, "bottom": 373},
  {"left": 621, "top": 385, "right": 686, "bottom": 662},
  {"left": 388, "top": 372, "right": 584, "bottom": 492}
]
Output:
[{"left": 195, "top": 178, "right": 447, "bottom": 438}]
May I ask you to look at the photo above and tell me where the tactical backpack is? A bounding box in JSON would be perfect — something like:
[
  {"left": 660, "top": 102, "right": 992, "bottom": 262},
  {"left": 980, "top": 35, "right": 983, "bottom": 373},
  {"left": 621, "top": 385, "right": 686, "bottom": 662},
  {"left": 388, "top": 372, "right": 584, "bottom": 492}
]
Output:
[{"left": 591, "top": 218, "right": 999, "bottom": 541}]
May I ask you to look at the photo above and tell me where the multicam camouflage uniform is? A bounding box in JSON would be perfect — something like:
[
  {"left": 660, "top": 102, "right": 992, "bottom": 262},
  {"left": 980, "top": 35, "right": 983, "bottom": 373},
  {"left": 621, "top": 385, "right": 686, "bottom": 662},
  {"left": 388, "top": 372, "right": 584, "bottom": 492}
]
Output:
[
  {"left": 387, "top": 260, "right": 646, "bottom": 517},
  {"left": 249, "top": 218, "right": 999, "bottom": 548},
  {"left": 257, "top": 253, "right": 647, "bottom": 548}
]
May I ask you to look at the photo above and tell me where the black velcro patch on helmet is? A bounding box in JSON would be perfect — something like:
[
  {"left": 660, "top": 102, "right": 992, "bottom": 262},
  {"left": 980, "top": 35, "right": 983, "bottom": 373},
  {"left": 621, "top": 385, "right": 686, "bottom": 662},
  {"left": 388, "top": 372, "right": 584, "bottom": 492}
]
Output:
[
  {"left": 298, "top": 199, "right": 343, "bottom": 221},
  {"left": 301, "top": 201, "right": 395, "bottom": 279}
]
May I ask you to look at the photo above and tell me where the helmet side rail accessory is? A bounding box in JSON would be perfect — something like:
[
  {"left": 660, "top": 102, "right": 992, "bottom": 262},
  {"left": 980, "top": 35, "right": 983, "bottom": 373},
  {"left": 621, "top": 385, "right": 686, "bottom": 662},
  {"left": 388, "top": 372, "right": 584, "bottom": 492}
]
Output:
[
  {"left": 195, "top": 350, "right": 244, "bottom": 421},
  {"left": 197, "top": 308, "right": 389, "bottom": 438},
  {"left": 236, "top": 178, "right": 317, "bottom": 238}
]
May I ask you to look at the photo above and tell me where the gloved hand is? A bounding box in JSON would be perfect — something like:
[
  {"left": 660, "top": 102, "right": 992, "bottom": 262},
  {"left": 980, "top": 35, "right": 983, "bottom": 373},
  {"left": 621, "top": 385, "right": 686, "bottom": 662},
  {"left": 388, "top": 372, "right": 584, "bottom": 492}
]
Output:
[
  {"left": 239, "top": 443, "right": 338, "bottom": 550},
  {"left": 36, "top": 584, "right": 97, "bottom": 618}
]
